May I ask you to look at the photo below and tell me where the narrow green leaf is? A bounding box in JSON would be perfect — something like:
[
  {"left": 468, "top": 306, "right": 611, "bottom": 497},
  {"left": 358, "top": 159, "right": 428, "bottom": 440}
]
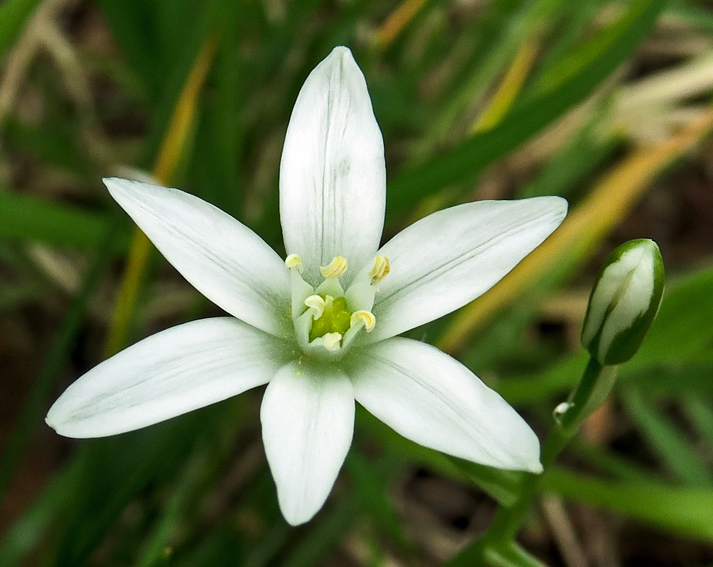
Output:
[
  {"left": 95, "top": 0, "right": 160, "bottom": 96},
  {"left": 518, "top": 112, "right": 617, "bottom": 198},
  {"left": 0, "top": 451, "right": 87, "bottom": 567},
  {"left": 572, "top": 440, "right": 662, "bottom": 484},
  {"left": 0, "top": 190, "right": 128, "bottom": 251},
  {"left": 387, "top": 0, "right": 665, "bottom": 215},
  {"left": 541, "top": 468, "right": 713, "bottom": 542},
  {"left": 280, "top": 497, "right": 357, "bottom": 567},
  {"left": 528, "top": 0, "right": 603, "bottom": 87},
  {"left": 137, "top": 446, "right": 211, "bottom": 567},
  {"left": 623, "top": 389, "right": 713, "bottom": 487},
  {"left": 684, "top": 395, "right": 713, "bottom": 456},
  {"left": 0, "top": 224, "right": 119, "bottom": 502},
  {"left": 668, "top": 1, "right": 713, "bottom": 33},
  {"left": 53, "top": 416, "right": 211, "bottom": 565},
  {"left": 346, "top": 452, "right": 411, "bottom": 551},
  {"left": 138, "top": 1, "right": 227, "bottom": 171},
  {"left": 0, "top": 0, "right": 40, "bottom": 59}
]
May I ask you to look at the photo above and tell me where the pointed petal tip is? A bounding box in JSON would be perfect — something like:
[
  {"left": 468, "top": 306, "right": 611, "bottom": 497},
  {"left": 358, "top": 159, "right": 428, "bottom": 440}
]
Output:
[
  {"left": 534, "top": 194, "right": 568, "bottom": 219},
  {"left": 44, "top": 412, "right": 56, "bottom": 431},
  {"left": 327, "top": 46, "right": 363, "bottom": 80},
  {"left": 324, "top": 46, "right": 359, "bottom": 69},
  {"left": 102, "top": 175, "right": 121, "bottom": 195},
  {"left": 317, "top": 46, "right": 356, "bottom": 74},
  {"left": 102, "top": 176, "right": 143, "bottom": 202},
  {"left": 102, "top": 175, "right": 128, "bottom": 189},
  {"left": 261, "top": 362, "right": 354, "bottom": 528},
  {"left": 103, "top": 177, "right": 168, "bottom": 203},
  {"left": 43, "top": 410, "right": 85, "bottom": 439},
  {"left": 279, "top": 44, "right": 385, "bottom": 281},
  {"left": 44, "top": 399, "right": 101, "bottom": 439},
  {"left": 553, "top": 195, "right": 569, "bottom": 219},
  {"left": 44, "top": 402, "right": 64, "bottom": 433},
  {"left": 329, "top": 45, "right": 352, "bottom": 58},
  {"left": 279, "top": 501, "right": 318, "bottom": 527},
  {"left": 524, "top": 194, "right": 568, "bottom": 224}
]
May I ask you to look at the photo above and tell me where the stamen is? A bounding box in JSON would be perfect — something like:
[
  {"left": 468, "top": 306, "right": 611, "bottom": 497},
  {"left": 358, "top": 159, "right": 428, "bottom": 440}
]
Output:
[
  {"left": 304, "top": 295, "right": 325, "bottom": 320},
  {"left": 350, "top": 310, "right": 376, "bottom": 332},
  {"left": 369, "top": 256, "right": 390, "bottom": 284},
  {"left": 285, "top": 253, "right": 303, "bottom": 273},
  {"left": 322, "top": 332, "right": 342, "bottom": 351},
  {"left": 320, "top": 256, "right": 348, "bottom": 279}
]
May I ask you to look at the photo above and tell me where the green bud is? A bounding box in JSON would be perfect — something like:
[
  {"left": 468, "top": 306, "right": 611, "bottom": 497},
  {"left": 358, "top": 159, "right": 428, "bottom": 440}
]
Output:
[{"left": 581, "top": 239, "right": 664, "bottom": 365}]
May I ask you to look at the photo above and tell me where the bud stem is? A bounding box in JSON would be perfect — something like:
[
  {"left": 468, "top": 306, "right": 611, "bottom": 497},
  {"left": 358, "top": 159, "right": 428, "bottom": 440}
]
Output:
[
  {"left": 450, "top": 356, "right": 619, "bottom": 563},
  {"left": 555, "top": 358, "right": 618, "bottom": 436}
]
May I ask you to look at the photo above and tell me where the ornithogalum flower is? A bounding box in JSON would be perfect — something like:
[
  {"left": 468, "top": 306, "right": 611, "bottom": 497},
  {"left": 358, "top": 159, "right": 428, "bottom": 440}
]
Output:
[{"left": 47, "top": 47, "right": 567, "bottom": 526}]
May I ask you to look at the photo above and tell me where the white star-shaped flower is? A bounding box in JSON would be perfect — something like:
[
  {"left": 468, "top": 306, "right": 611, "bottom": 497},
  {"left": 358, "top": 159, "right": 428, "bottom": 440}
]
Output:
[{"left": 46, "top": 47, "right": 567, "bottom": 526}]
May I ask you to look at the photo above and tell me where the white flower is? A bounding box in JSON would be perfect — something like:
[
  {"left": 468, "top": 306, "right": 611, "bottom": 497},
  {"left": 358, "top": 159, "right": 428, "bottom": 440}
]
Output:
[{"left": 46, "top": 47, "right": 567, "bottom": 526}]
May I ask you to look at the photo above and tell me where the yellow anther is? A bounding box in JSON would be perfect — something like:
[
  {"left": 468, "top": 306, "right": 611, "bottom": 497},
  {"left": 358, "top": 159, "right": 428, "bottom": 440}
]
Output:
[
  {"left": 350, "top": 310, "right": 376, "bottom": 333},
  {"left": 304, "top": 295, "right": 325, "bottom": 320},
  {"left": 369, "top": 256, "right": 390, "bottom": 284},
  {"left": 322, "top": 332, "right": 342, "bottom": 351},
  {"left": 285, "top": 254, "right": 303, "bottom": 272},
  {"left": 320, "top": 256, "right": 348, "bottom": 279}
]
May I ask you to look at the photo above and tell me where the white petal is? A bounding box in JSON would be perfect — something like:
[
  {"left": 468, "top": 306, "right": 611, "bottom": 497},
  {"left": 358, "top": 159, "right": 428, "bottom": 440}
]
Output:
[
  {"left": 363, "top": 197, "right": 567, "bottom": 342},
  {"left": 348, "top": 338, "right": 542, "bottom": 472},
  {"left": 279, "top": 46, "right": 386, "bottom": 286},
  {"left": 105, "top": 178, "right": 291, "bottom": 337},
  {"left": 261, "top": 361, "right": 354, "bottom": 525},
  {"left": 46, "top": 318, "right": 292, "bottom": 438}
]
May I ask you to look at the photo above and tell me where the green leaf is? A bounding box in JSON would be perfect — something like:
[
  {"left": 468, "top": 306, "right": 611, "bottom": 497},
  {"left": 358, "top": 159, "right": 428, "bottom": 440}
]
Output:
[
  {"left": 572, "top": 440, "right": 662, "bottom": 483},
  {"left": 346, "top": 452, "right": 411, "bottom": 551},
  {"left": 280, "top": 497, "right": 357, "bottom": 567},
  {"left": 0, "top": 190, "right": 128, "bottom": 251},
  {"left": 138, "top": 0, "right": 228, "bottom": 171},
  {"left": 541, "top": 468, "right": 713, "bottom": 542},
  {"left": 623, "top": 389, "right": 713, "bottom": 488},
  {"left": 684, "top": 395, "right": 713, "bottom": 451},
  {"left": 0, "top": 452, "right": 87, "bottom": 567},
  {"left": 0, "top": 0, "right": 40, "bottom": 60},
  {"left": 518, "top": 111, "right": 617, "bottom": 198},
  {"left": 668, "top": 0, "right": 713, "bottom": 33},
  {"left": 386, "top": 0, "right": 665, "bottom": 215},
  {"left": 0, "top": 227, "right": 118, "bottom": 503},
  {"left": 96, "top": 0, "right": 160, "bottom": 96}
]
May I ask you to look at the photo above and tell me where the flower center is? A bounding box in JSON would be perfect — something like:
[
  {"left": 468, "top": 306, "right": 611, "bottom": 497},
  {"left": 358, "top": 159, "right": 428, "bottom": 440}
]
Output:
[
  {"left": 308, "top": 295, "right": 352, "bottom": 342},
  {"left": 284, "top": 253, "right": 388, "bottom": 359}
]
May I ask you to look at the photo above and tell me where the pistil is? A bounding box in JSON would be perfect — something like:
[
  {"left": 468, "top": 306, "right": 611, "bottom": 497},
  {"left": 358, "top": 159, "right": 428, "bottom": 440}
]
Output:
[{"left": 286, "top": 254, "right": 387, "bottom": 358}]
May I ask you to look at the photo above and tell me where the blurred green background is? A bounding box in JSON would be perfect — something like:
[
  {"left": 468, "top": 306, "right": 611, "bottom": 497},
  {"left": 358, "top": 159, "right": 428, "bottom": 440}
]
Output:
[{"left": 2, "top": 0, "right": 713, "bottom": 565}]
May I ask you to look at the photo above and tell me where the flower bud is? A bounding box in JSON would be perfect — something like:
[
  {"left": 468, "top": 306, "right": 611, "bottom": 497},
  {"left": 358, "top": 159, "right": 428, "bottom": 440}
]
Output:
[{"left": 581, "top": 239, "right": 664, "bottom": 365}]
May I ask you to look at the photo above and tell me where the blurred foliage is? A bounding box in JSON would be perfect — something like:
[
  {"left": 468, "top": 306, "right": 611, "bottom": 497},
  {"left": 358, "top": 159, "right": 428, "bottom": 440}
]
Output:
[{"left": 2, "top": 0, "right": 713, "bottom": 565}]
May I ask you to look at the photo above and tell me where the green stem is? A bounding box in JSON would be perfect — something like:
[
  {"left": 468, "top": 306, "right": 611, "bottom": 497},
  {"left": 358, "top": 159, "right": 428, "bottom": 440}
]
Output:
[
  {"left": 483, "top": 429, "right": 570, "bottom": 545},
  {"left": 557, "top": 358, "right": 617, "bottom": 436},
  {"left": 447, "top": 356, "right": 618, "bottom": 566}
]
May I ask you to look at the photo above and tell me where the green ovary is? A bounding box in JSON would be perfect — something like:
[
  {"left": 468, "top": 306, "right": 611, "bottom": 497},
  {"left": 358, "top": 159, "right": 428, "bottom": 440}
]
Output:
[{"left": 309, "top": 295, "right": 352, "bottom": 342}]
